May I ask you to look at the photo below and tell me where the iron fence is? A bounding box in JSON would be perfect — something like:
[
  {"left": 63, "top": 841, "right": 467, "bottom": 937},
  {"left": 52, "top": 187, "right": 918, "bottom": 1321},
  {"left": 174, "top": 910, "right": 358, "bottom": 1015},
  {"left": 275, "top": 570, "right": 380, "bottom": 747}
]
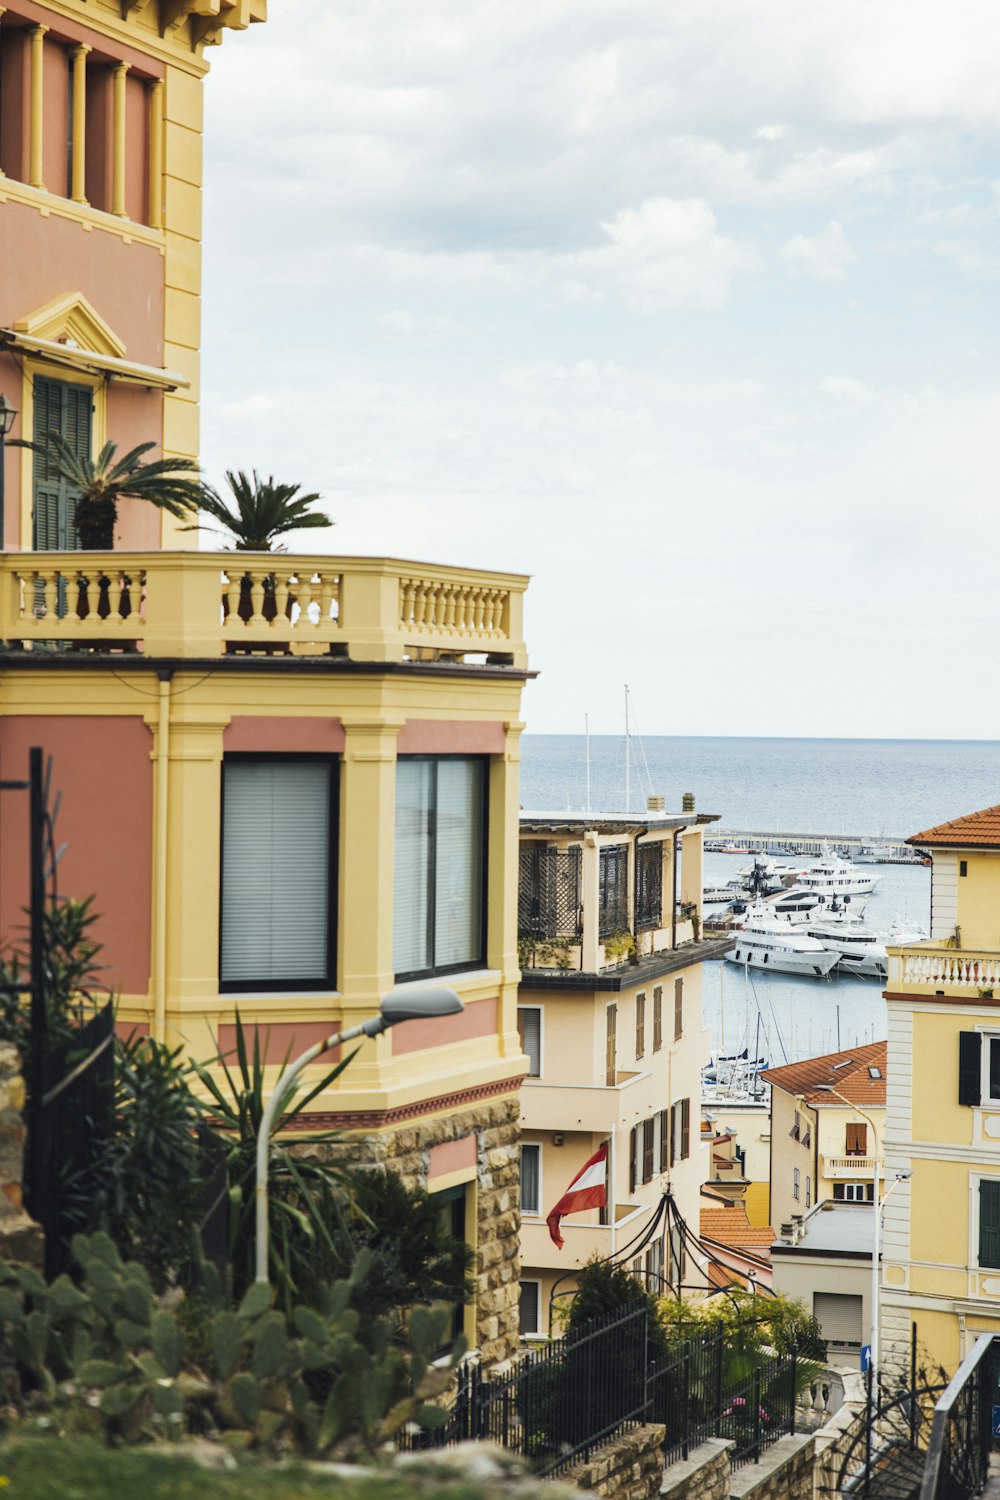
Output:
[
  {"left": 403, "top": 1304, "right": 801, "bottom": 1479},
  {"left": 518, "top": 847, "right": 583, "bottom": 943},
  {"left": 920, "top": 1334, "right": 998, "bottom": 1500}
]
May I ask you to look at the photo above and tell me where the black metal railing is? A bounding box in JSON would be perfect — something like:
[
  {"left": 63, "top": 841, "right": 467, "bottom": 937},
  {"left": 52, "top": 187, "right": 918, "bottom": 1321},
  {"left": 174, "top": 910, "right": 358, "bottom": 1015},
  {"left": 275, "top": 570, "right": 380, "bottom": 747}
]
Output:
[
  {"left": 920, "top": 1334, "right": 998, "bottom": 1500},
  {"left": 635, "top": 843, "right": 662, "bottom": 932},
  {"left": 518, "top": 847, "right": 583, "bottom": 942},
  {"left": 599, "top": 844, "right": 629, "bottom": 940},
  {"left": 403, "top": 1304, "right": 801, "bottom": 1479}
]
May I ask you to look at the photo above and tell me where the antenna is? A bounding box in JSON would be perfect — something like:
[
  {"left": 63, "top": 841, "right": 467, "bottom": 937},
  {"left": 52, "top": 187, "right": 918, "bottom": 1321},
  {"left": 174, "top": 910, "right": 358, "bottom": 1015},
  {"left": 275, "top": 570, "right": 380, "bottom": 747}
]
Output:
[{"left": 624, "top": 685, "right": 630, "bottom": 814}]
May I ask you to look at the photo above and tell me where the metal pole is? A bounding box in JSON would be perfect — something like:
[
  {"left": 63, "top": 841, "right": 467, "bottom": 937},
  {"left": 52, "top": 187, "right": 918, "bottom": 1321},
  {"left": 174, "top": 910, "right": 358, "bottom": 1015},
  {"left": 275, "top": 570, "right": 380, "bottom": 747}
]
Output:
[
  {"left": 0, "top": 428, "right": 6, "bottom": 547},
  {"left": 28, "top": 749, "right": 46, "bottom": 1110},
  {"left": 871, "top": 1150, "right": 881, "bottom": 1377}
]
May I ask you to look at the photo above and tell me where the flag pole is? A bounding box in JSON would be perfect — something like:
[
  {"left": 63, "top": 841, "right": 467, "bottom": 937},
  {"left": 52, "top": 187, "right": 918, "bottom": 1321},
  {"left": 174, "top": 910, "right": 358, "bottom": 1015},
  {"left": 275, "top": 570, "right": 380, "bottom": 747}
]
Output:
[{"left": 608, "top": 1126, "right": 617, "bottom": 1258}]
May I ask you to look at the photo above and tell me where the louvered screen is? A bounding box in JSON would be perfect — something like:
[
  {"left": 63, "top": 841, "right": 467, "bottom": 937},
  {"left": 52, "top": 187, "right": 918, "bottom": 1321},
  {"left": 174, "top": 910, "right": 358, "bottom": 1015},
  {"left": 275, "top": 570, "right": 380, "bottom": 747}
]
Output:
[
  {"left": 32, "top": 376, "right": 89, "bottom": 551},
  {"left": 220, "top": 761, "right": 332, "bottom": 985}
]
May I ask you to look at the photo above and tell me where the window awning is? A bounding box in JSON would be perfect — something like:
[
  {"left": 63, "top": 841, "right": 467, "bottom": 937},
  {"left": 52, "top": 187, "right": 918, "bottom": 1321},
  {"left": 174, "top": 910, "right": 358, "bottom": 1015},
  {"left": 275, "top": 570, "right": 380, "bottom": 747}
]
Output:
[{"left": 0, "top": 329, "right": 189, "bottom": 392}]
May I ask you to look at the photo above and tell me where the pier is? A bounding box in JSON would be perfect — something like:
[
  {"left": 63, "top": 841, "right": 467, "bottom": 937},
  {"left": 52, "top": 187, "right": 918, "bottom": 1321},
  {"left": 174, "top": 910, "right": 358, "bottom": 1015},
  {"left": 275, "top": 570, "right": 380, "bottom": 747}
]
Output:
[{"left": 707, "top": 830, "right": 921, "bottom": 861}]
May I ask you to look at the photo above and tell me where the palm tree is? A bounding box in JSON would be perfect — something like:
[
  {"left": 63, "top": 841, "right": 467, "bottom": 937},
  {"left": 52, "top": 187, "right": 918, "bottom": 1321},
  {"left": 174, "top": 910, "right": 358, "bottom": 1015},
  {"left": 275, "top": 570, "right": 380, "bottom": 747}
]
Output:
[
  {"left": 194, "top": 470, "right": 332, "bottom": 551},
  {"left": 14, "top": 435, "right": 204, "bottom": 550}
]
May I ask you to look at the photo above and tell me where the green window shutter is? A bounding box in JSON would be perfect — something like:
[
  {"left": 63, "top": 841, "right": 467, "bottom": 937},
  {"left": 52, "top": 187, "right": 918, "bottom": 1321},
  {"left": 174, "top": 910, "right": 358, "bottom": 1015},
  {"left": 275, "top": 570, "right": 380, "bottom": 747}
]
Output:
[
  {"left": 959, "top": 1032, "right": 982, "bottom": 1106},
  {"left": 980, "top": 1180, "right": 1000, "bottom": 1268},
  {"left": 32, "top": 377, "right": 91, "bottom": 551}
]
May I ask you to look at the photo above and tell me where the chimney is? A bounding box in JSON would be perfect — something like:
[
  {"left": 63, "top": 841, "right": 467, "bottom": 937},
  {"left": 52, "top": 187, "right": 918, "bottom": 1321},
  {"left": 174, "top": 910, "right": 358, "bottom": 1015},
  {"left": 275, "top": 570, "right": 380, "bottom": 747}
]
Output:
[
  {"left": 647, "top": 794, "right": 665, "bottom": 812},
  {"left": 682, "top": 791, "right": 696, "bottom": 813}
]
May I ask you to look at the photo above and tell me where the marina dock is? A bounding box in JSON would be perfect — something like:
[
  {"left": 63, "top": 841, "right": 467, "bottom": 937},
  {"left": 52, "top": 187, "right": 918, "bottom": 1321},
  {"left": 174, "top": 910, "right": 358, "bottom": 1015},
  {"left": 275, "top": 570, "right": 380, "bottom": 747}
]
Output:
[{"left": 707, "top": 830, "right": 920, "bottom": 861}]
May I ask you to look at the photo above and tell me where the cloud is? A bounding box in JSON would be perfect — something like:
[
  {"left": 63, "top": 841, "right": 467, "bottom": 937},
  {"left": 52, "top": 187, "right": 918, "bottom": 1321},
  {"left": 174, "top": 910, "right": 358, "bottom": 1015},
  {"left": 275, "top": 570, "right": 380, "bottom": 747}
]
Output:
[
  {"left": 377, "top": 309, "right": 454, "bottom": 333},
  {"left": 756, "top": 124, "right": 784, "bottom": 140},
  {"left": 218, "top": 394, "right": 276, "bottom": 419},
  {"left": 780, "top": 220, "right": 856, "bottom": 279}
]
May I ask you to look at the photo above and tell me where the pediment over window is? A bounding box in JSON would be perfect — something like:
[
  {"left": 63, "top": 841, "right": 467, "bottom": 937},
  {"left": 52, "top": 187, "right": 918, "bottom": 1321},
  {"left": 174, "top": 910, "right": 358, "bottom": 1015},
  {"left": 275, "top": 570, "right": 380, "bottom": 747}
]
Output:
[{"left": 14, "top": 293, "right": 127, "bottom": 360}]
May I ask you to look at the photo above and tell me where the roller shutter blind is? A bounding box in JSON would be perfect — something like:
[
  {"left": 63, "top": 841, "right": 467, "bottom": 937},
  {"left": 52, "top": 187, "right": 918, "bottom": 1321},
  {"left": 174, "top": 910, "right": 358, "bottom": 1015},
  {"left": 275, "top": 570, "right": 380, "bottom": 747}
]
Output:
[
  {"left": 814, "top": 1292, "right": 863, "bottom": 1347},
  {"left": 220, "top": 760, "right": 332, "bottom": 985}
]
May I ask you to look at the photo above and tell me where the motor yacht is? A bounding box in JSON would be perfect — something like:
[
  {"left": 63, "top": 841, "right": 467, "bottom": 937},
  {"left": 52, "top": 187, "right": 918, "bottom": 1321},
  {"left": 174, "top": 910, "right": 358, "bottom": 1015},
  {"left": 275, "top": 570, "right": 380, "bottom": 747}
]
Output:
[
  {"left": 795, "top": 845, "right": 882, "bottom": 896},
  {"left": 805, "top": 914, "right": 927, "bottom": 981},
  {"left": 764, "top": 886, "right": 867, "bottom": 921},
  {"left": 726, "top": 904, "right": 840, "bottom": 978}
]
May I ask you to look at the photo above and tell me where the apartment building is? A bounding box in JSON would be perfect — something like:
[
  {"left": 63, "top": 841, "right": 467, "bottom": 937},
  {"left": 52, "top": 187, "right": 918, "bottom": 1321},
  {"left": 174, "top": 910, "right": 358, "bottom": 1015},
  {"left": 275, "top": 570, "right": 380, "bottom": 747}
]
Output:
[{"left": 514, "top": 805, "right": 731, "bottom": 1335}]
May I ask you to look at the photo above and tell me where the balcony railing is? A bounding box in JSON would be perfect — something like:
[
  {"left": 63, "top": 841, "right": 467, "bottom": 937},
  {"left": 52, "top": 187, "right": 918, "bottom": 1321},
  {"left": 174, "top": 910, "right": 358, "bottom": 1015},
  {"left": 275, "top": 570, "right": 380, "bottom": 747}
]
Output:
[
  {"left": 888, "top": 945, "right": 1000, "bottom": 993},
  {"left": 823, "top": 1155, "right": 878, "bottom": 1178},
  {"left": 0, "top": 552, "right": 528, "bottom": 666}
]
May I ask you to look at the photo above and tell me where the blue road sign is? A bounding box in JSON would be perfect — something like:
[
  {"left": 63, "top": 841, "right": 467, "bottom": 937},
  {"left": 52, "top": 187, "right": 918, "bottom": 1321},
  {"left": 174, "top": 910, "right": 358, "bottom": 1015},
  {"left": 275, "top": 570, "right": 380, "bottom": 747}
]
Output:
[
  {"left": 992, "top": 1406, "right": 1000, "bottom": 1439},
  {"left": 861, "top": 1345, "right": 872, "bottom": 1372}
]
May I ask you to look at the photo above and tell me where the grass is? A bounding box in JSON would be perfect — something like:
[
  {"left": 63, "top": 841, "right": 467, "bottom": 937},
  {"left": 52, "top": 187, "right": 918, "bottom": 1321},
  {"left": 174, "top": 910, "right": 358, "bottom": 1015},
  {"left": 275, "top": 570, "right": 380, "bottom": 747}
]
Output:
[{"left": 0, "top": 1436, "right": 491, "bottom": 1500}]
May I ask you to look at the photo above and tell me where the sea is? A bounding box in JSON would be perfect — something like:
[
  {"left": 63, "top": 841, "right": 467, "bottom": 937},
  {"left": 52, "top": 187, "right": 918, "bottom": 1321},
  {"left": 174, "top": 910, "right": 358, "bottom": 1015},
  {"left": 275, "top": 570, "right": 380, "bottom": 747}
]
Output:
[{"left": 519, "top": 735, "right": 1000, "bottom": 1069}]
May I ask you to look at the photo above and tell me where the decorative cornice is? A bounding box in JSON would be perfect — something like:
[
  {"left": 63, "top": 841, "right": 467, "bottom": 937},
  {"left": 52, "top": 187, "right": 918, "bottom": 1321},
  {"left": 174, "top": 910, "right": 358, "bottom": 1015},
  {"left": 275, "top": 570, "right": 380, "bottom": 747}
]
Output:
[{"left": 279, "top": 1075, "right": 526, "bottom": 1132}]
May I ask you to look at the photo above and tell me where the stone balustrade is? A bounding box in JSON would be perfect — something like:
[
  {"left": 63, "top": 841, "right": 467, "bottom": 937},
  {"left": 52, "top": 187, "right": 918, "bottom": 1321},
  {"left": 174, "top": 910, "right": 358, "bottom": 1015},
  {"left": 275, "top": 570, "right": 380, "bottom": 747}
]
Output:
[
  {"left": 0, "top": 552, "right": 528, "bottom": 667},
  {"left": 888, "top": 945, "right": 1000, "bottom": 993}
]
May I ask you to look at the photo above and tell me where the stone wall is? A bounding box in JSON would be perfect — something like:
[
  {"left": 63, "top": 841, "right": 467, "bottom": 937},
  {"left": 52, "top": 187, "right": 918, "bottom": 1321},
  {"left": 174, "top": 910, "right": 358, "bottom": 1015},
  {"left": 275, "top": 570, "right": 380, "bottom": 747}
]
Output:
[
  {"left": 0, "top": 1043, "right": 42, "bottom": 1267},
  {"left": 660, "top": 1438, "right": 732, "bottom": 1500},
  {"left": 303, "top": 1092, "right": 521, "bottom": 1366},
  {"left": 729, "top": 1433, "right": 815, "bottom": 1500},
  {"left": 563, "top": 1424, "right": 666, "bottom": 1500}
]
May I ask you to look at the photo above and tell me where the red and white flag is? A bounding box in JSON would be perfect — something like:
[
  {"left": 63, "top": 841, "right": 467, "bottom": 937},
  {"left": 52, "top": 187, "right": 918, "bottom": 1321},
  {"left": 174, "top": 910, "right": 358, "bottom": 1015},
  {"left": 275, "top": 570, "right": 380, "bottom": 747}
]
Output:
[{"left": 546, "top": 1142, "right": 608, "bottom": 1249}]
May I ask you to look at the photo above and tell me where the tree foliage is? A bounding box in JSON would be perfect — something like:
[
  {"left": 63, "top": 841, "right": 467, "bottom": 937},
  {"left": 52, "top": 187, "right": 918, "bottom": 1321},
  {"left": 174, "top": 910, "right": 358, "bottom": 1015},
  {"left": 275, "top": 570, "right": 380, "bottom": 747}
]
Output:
[{"left": 193, "top": 471, "right": 332, "bottom": 551}]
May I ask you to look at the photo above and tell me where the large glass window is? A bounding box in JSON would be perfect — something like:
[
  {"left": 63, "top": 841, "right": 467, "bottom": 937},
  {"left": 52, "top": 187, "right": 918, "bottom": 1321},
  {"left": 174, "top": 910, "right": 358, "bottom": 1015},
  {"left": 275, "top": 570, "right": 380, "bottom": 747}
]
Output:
[
  {"left": 220, "top": 758, "right": 335, "bottom": 989},
  {"left": 393, "top": 757, "right": 486, "bottom": 980}
]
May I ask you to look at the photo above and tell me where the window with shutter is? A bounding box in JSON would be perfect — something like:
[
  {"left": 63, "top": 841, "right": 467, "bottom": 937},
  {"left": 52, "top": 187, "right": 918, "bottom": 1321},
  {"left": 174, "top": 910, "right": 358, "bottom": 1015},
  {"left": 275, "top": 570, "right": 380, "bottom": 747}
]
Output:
[
  {"left": 681, "top": 1097, "right": 690, "bottom": 1159},
  {"left": 32, "top": 377, "right": 90, "bottom": 551},
  {"left": 628, "top": 1126, "right": 638, "bottom": 1194},
  {"left": 652, "top": 987, "right": 662, "bottom": 1051},
  {"left": 980, "top": 1180, "right": 1000, "bottom": 1268},
  {"left": 517, "top": 1008, "right": 542, "bottom": 1077},
  {"left": 674, "top": 977, "right": 683, "bottom": 1040},
  {"left": 845, "top": 1122, "right": 867, "bottom": 1156},
  {"left": 393, "top": 757, "right": 486, "bottom": 980},
  {"left": 635, "top": 993, "right": 645, "bottom": 1059},
  {"left": 642, "top": 1118, "right": 654, "bottom": 1183},
  {"left": 520, "top": 1144, "right": 540, "bottom": 1215},
  {"left": 220, "top": 758, "right": 335, "bottom": 988},
  {"left": 659, "top": 1108, "right": 669, "bottom": 1172},
  {"left": 960, "top": 1031, "right": 983, "bottom": 1106},
  {"left": 606, "top": 1004, "right": 617, "bottom": 1086}
]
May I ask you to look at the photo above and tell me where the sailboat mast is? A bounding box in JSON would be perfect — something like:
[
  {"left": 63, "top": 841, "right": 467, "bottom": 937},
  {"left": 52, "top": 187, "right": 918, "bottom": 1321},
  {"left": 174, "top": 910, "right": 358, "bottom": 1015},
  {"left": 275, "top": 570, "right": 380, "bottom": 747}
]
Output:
[{"left": 625, "top": 685, "right": 630, "bottom": 814}]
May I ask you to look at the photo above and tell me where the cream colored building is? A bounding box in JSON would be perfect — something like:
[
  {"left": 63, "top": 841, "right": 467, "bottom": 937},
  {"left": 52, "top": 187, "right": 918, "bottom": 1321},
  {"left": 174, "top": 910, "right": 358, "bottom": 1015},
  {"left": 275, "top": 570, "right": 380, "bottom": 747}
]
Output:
[
  {"left": 883, "top": 804, "right": 1000, "bottom": 1377},
  {"left": 514, "top": 808, "right": 730, "bottom": 1336},
  {"left": 761, "top": 1043, "right": 886, "bottom": 1232}
]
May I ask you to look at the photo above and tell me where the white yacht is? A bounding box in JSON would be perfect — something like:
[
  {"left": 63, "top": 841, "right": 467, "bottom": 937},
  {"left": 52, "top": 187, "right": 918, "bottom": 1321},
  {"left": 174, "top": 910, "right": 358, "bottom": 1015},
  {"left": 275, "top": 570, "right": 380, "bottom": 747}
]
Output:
[
  {"left": 805, "top": 914, "right": 927, "bottom": 981},
  {"left": 795, "top": 845, "right": 883, "bottom": 897},
  {"left": 765, "top": 886, "right": 867, "bottom": 921},
  {"left": 726, "top": 905, "right": 840, "bottom": 978}
]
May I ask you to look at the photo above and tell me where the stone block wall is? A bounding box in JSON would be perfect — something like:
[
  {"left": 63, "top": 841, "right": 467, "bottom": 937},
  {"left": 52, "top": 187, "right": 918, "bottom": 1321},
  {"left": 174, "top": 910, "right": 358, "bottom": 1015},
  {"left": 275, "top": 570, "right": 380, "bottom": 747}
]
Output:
[
  {"left": 729, "top": 1433, "right": 815, "bottom": 1500},
  {"left": 660, "top": 1439, "right": 732, "bottom": 1500},
  {"left": 563, "top": 1424, "right": 666, "bottom": 1500},
  {"left": 303, "top": 1092, "right": 521, "bottom": 1366},
  {"left": 0, "top": 1043, "right": 43, "bottom": 1267}
]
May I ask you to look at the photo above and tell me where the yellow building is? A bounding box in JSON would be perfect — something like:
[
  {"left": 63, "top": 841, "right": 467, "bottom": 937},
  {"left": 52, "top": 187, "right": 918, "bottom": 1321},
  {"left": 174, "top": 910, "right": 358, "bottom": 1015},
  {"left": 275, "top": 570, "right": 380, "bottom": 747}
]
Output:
[
  {"left": 514, "top": 807, "right": 731, "bottom": 1335},
  {"left": 883, "top": 804, "right": 1000, "bottom": 1377},
  {"left": 761, "top": 1042, "right": 886, "bottom": 1231}
]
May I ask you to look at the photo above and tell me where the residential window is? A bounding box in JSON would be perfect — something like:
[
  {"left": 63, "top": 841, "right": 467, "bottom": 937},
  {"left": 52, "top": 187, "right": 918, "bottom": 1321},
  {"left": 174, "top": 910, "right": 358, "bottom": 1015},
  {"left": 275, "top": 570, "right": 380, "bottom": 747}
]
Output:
[
  {"left": 658, "top": 1108, "right": 669, "bottom": 1172},
  {"left": 220, "top": 758, "right": 335, "bottom": 988},
  {"left": 956, "top": 1032, "right": 1000, "bottom": 1106},
  {"left": 805, "top": 1176, "right": 811, "bottom": 1208},
  {"left": 790, "top": 1112, "right": 801, "bottom": 1143},
  {"left": 606, "top": 1003, "right": 617, "bottom": 1086},
  {"left": 652, "top": 986, "right": 663, "bottom": 1051},
  {"left": 845, "top": 1122, "right": 868, "bottom": 1156},
  {"left": 519, "top": 1281, "right": 541, "bottom": 1337},
  {"left": 980, "top": 1180, "right": 1000, "bottom": 1269},
  {"left": 835, "top": 1182, "right": 874, "bottom": 1203},
  {"left": 674, "top": 977, "right": 683, "bottom": 1041},
  {"left": 393, "top": 757, "right": 486, "bottom": 981},
  {"left": 670, "top": 1098, "right": 690, "bottom": 1165},
  {"left": 960, "top": 861, "right": 968, "bottom": 878},
  {"left": 635, "top": 842, "right": 662, "bottom": 930},
  {"left": 629, "top": 1126, "right": 638, "bottom": 1194},
  {"left": 642, "top": 1117, "right": 655, "bottom": 1183},
  {"left": 681, "top": 1097, "right": 690, "bottom": 1159},
  {"left": 520, "top": 1144, "right": 541, "bottom": 1215},
  {"left": 598, "top": 844, "right": 629, "bottom": 938},
  {"left": 793, "top": 1167, "right": 800, "bottom": 1201},
  {"left": 33, "top": 376, "right": 91, "bottom": 550},
  {"left": 518, "top": 1007, "right": 542, "bottom": 1078},
  {"left": 635, "top": 992, "right": 646, "bottom": 1060}
]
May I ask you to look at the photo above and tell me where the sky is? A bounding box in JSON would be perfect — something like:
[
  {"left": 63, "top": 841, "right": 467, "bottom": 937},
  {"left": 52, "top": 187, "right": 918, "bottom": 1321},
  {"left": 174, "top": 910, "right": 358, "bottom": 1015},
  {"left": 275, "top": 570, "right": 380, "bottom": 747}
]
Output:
[{"left": 200, "top": 1, "right": 1000, "bottom": 739}]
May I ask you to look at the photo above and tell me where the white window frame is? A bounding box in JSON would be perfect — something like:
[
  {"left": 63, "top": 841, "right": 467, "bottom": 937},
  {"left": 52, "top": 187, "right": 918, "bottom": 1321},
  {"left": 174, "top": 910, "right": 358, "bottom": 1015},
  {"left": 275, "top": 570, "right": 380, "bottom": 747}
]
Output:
[
  {"left": 518, "top": 1005, "right": 543, "bottom": 1079},
  {"left": 980, "top": 1031, "right": 1000, "bottom": 1109},
  {"left": 519, "top": 1279, "right": 544, "bottom": 1338},
  {"left": 521, "top": 1142, "right": 542, "bottom": 1217}
]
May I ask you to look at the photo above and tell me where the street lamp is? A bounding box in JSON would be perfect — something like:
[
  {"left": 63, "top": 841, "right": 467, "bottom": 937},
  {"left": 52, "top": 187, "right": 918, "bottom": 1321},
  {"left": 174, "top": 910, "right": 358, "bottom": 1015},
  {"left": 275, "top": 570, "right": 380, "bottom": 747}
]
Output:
[
  {"left": 254, "top": 985, "right": 464, "bottom": 1284},
  {"left": 0, "top": 394, "right": 17, "bottom": 549},
  {"left": 812, "top": 1084, "right": 908, "bottom": 1378}
]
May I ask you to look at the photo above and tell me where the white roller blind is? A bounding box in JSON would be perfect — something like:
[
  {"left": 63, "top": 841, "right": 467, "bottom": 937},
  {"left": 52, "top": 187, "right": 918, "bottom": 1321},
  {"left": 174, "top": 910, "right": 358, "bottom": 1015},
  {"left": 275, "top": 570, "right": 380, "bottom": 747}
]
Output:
[
  {"left": 221, "top": 761, "right": 331, "bottom": 984},
  {"left": 434, "top": 758, "right": 483, "bottom": 969},
  {"left": 393, "top": 759, "right": 433, "bottom": 975}
]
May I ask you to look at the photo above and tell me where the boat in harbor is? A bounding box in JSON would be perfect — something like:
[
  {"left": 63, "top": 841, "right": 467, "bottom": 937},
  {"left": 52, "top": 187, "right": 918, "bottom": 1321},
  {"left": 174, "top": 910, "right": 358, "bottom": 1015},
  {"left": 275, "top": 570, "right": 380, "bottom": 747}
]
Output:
[
  {"left": 726, "top": 904, "right": 841, "bottom": 978},
  {"left": 804, "top": 913, "right": 927, "bottom": 980},
  {"left": 795, "top": 844, "right": 883, "bottom": 896}
]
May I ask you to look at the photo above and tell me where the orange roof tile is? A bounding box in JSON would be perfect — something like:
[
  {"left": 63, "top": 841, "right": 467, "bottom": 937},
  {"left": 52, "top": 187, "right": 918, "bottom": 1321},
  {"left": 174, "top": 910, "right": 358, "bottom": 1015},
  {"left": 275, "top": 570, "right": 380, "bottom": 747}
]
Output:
[
  {"left": 699, "top": 1204, "right": 776, "bottom": 1253},
  {"left": 706, "top": 1262, "right": 749, "bottom": 1292},
  {"left": 908, "top": 804, "right": 1000, "bottom": 849},
  {"left": 761, "top": 1040, "right": 886, "bottom": 1107}
]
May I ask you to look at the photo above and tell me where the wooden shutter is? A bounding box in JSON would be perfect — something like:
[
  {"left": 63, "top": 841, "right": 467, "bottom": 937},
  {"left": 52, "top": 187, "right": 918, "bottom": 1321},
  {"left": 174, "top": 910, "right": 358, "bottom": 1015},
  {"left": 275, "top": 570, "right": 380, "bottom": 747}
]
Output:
[
  {"left": 606, "top": 1004, "right": 617, "bottom": 1086},
  {"left": 628, "top": 1126, "right": 638, "bottom": 1194},
  {"left": 960, "top": 1032, "right": 983, "bottom": 1106},
  {"left": 681, "top": 1098, "right": 690, "bottom": 1159},
  {"left": 642, "top": 1118, "right": 654, "bottom": 1183},
  {"left": 635, "top": 993, "right": 645, "bottom": 1059},
  {"left": 845, "top": 1122, "right": 867, "bottom": 1156},
  {"left": 659, "top": 1109, "right": 669, "bottom": 1171},
  {"left": 32, "top": 377, "right": 89, "bottom": 551},
  {"left": 981, "top": 1180, "right": 1000, "bottom": 1268},
  {"left": 653, "top": 987, "right": 662, "bottom": 1051},
  {"left": 674, "top": 977, "right": 683, "bottom": 1040},
  {"left": 669, "top": 1104, "right": 677, "bottom": 1168}
]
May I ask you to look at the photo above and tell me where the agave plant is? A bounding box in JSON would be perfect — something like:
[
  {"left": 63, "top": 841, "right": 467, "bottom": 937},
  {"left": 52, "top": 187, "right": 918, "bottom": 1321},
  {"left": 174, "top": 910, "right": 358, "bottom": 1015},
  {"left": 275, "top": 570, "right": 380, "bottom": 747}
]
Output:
[
  {"left": 14, "top": 434, "right": 203, "bottom": 549},
  {"left": 194, "top": 470, "right": 332, "bottom": 551}
]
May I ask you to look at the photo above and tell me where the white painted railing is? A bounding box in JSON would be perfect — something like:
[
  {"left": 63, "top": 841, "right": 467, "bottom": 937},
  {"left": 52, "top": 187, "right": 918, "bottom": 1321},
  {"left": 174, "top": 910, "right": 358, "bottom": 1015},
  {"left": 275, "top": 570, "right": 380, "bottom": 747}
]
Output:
[
  {"left": 888, "top": 946, "right": 1000, "bottom": 992},
  {"left": 823, "top": 1156, "right": 878, "bottom": 1177}
]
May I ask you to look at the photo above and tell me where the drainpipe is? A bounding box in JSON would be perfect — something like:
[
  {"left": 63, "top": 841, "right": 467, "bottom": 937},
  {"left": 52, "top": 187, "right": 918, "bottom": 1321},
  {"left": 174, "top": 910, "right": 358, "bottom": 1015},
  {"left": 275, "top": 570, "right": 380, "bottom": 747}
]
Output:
[
  {"left": 671, "top": 828, "right": 688, "bottom": 949},
  {"left": 152, "top": 669, "right": 173, "bottom": 1043}
]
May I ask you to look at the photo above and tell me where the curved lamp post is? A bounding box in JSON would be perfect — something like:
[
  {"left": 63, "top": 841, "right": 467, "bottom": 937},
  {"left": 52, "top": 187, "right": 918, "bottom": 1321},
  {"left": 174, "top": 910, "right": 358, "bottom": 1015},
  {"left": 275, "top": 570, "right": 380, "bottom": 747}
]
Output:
[{"left": 254, "top": 985, "right": 464, "bottom": 1283}]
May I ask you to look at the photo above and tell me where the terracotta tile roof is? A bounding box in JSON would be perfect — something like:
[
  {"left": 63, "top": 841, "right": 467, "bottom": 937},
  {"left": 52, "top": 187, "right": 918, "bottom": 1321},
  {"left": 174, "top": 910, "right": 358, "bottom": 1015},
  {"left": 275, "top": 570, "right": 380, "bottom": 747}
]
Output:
[
  {"left": 700, "top": 1203, "right": 776, "bottom": 1254},
  {"left": 707, "top": 1261, "right": 749, "bottom": 1292},
  {"left": 761, "top": 1040, "right": 886, "bottom": 1107},
  {"left": 908, "top": 804, "right": 1000, "bottom": 849}
]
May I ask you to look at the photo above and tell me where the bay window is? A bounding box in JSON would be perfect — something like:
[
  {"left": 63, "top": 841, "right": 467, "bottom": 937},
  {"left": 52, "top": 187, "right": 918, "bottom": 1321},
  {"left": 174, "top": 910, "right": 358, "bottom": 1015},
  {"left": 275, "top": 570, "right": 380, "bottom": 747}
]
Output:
[{"left": 393, "top": 757, "right": 487, "bottom": 980}]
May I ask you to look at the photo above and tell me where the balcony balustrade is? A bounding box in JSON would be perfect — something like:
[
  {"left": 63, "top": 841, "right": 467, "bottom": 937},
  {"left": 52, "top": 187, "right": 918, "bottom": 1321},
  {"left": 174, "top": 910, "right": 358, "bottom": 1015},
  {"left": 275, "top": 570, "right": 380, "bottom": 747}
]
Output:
[
  {"left": 888, "top": 945, "right": 1000, "bottom": 994},
  {"left": 0, "top": 551, "right": 528, "bottom": 666},
  {"left": 823, "top": 1155, "right": 878, "bottom": 1178}
]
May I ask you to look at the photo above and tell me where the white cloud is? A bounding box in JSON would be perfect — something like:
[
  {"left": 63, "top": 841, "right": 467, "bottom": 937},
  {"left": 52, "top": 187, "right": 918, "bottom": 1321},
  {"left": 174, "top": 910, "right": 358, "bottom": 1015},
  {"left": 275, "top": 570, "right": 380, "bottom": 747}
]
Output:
[
  {"left": 377, "top": 309, "right": 454, "bottom": 333},
  {"left": 218, "top": 394, "right": 276, "bottom": 419},
  {"left": 756, "top": 124, "right": 784, "bottom": 140},
  {"left": 780, "top": 219, "right": 856, "bottom": 279}
]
